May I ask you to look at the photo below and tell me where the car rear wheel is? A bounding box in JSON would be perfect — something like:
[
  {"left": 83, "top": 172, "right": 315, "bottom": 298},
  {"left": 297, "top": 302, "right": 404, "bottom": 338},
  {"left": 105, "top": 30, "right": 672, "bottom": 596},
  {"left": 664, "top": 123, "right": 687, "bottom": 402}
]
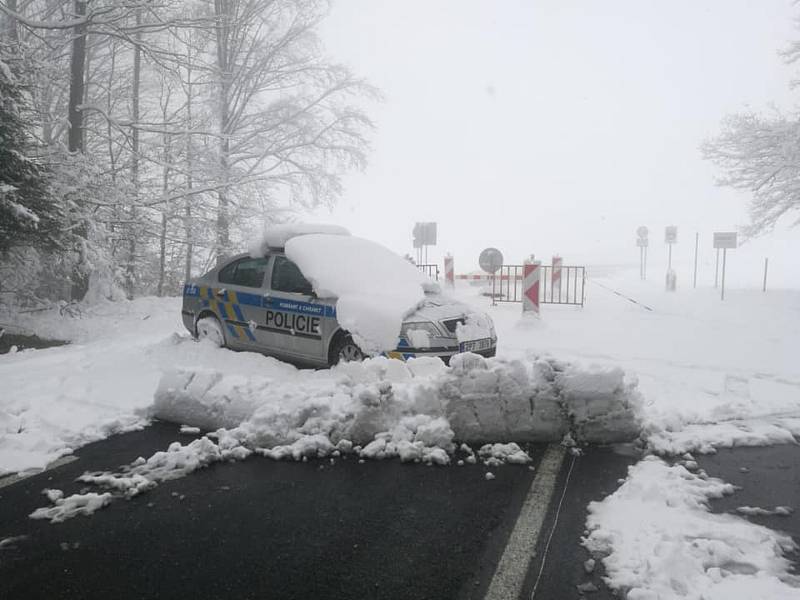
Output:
[
  {"left": 330, "top": 334, "right": 364, "bottom": 365},
  {"left": 196, "top": 316, "right": 225, "bottom": 348}
]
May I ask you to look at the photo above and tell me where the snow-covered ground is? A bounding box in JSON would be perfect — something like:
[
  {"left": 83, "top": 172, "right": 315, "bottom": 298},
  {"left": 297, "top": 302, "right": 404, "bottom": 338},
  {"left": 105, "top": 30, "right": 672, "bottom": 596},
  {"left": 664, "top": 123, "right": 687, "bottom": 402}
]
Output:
[
  {"left": 452, "top": 270, "right": 800, "bottom": 599},
  {"left": 1, "top": 264, "right": 799, "bottom": 597}
]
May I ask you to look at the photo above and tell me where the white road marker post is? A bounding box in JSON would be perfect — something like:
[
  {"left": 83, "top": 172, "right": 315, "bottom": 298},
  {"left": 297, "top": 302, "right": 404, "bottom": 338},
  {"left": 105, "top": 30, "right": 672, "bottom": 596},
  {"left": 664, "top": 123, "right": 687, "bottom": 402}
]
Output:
[
  {"left": 522, "top": 259, "right": 541, "bottom": 317},
  {"left": 444, "top": 254, "right": 455, "bottom": 289},
  {"left": 636, "top": 226, "right": 649, "bottom": 280},
  {"left": 664, "top": 226, "right": 677, "bottom": 292},
  {"left": 763, "top": 257, "right": 769, "bottom": 292}
]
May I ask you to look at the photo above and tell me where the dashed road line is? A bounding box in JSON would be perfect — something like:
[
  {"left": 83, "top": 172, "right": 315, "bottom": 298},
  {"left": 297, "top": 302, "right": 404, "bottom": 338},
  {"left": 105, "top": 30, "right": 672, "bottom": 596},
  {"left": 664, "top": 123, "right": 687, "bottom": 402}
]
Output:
[
  {"left": 484, "top": 444, "right": 567, "bottom": 600},
  {"left": 0, "top": 455, "right": 78, "bottom": 490}
]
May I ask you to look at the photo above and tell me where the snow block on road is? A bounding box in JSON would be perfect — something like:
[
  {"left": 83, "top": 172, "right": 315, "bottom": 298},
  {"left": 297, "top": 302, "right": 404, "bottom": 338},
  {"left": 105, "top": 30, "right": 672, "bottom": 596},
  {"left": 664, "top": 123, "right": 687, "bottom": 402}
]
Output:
[{"left": 152, "top": 353, "right": 643, "bottom": 451}]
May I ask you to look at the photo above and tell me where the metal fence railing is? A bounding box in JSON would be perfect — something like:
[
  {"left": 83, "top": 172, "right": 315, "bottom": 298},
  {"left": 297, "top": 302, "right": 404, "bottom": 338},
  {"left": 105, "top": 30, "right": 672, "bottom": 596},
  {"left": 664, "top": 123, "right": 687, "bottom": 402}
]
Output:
[
  {"left": 417, "top": 263, "right": 440, "bottom": 281},
  {"left": 491, "top": 265, "right": 585, "bottom": 306}
]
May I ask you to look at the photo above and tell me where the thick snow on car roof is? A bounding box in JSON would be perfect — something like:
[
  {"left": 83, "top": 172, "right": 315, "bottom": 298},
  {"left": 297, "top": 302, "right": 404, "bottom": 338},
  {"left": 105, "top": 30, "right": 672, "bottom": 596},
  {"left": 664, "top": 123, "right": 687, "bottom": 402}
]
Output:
[
  {"left": 251, "top": 223, "right": 351, "bottom": 255},
  {"left": 285, "top": 233, "right": 440, "bottom": 353}
]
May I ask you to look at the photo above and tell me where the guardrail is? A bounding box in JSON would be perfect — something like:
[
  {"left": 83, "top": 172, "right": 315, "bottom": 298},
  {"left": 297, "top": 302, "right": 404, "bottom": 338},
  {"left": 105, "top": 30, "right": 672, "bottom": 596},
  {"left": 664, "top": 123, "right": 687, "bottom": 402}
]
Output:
[
  {"left": 417, "top": 263, "right": 440, "bottom": 281},
  {"left": 492, "top": 265, "right": 585, "bottom": 306}
]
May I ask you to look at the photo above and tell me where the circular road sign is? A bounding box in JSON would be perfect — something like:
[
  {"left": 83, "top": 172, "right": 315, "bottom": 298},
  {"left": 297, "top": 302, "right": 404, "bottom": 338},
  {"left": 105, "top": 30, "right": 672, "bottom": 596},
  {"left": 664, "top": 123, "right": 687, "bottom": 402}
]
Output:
[
  {"left": 479, "top": 247, "right": 504, "bottom": 274},
  {"left": 637, "top": 226, "right": 649, "bottom": 239}
]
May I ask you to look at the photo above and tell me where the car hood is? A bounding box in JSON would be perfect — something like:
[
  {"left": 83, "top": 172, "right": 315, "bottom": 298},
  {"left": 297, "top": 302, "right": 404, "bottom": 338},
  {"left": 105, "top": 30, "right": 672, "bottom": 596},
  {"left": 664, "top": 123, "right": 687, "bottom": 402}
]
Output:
[{"left": 404, "top": 296, "right": 474, "bottom": 323}]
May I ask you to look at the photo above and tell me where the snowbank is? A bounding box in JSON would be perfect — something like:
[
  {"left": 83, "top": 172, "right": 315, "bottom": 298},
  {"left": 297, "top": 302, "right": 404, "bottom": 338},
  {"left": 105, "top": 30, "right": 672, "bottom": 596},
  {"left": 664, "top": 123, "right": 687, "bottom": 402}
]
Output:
[
  {"left": 27, "top": 352, "right": 643, "bottom": 522},
  {"left": 152, "top": 352, "right": 644, "bottom": 449},
  {"left": 285, "top": 233, "right": 439, "bottom": 352},
  {"left": 583, "top": 456, "right": 800, "bottom": 599}
]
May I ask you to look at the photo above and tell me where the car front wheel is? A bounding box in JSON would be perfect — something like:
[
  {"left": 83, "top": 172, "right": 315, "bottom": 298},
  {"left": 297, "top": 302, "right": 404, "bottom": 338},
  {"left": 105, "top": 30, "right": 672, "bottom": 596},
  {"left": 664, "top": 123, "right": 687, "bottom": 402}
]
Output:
[
  {"left": 196, "top": 316, "right": 225, "bottom": 348},
  {"left": 330, "top": 334, "right": 364, "bottom": 365}
]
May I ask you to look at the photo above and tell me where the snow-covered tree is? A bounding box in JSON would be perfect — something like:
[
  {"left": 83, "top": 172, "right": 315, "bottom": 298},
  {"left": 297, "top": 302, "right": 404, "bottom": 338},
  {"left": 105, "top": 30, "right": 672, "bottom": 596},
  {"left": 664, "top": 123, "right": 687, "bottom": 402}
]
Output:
[
  {"left": 0, "top": 47, "right": 53, "bottom": 252},
  {"left": 702, "top": 22, "right": 800, "bottom": 238},
  {"left": 702, "top": 111, "right": 800, "bottom": 237}
]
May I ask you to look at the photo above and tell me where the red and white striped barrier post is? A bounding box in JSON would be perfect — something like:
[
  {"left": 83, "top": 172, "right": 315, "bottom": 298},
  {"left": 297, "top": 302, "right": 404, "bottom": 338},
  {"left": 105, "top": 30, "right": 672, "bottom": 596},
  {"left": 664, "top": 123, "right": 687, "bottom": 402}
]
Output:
[
  {"left": 551, "top": 255, "right": 563, "bottom": 301},
  {"left": 522, "top": 259, "right": 541, "bottom": 316},
  {"left": 444, "top": 254, "right": 454, "bottom": 288}
]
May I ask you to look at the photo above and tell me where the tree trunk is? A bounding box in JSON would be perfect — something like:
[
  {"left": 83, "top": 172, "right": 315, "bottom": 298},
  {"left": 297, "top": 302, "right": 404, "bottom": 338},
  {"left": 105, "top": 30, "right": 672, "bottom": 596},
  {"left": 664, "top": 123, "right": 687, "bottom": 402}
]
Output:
[
  {"left": 183, "top": 48, "right": 194, "bottom": 282},
  {"left": 157, "top": 213, "right": 168, "bottom": 296},
  {"left": 69, "top": 0, "right": 89, "bottom": 301},
  {"left": 4, "top": 0, "right": 18, "bottom": 44},
  {"left": 125, "top": 9, "right": 142, "bottom": 299},
  {"left": 67, "top": 1, "right": 86, "bottom": 154},
  {"left": 214, "top": 0, "right": 231, "bottom": 264},
  {"left": 157, "top": 110, "right": 172, "bottom": 296}
]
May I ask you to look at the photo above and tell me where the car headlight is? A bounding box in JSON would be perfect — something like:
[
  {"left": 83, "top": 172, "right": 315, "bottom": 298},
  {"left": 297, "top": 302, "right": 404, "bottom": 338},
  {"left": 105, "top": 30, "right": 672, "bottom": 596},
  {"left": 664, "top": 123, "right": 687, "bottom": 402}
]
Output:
[{"left": 400, "top": 321, "right": 441, "bottom": 340}]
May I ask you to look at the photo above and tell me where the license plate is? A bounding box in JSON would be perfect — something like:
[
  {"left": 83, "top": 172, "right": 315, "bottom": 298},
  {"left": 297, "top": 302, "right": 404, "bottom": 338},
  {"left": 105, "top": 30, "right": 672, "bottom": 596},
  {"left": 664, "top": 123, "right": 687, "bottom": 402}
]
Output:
[{"left": 459, "top": 338, "right": 492, "bottom": 353}]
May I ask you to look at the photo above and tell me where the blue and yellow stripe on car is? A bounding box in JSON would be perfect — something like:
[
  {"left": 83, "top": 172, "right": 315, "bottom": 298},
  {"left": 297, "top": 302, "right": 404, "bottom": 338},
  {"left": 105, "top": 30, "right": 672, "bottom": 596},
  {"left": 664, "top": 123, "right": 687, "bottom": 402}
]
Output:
[{"left": 185, "top": 285, "right": 257, "bottom": 341}]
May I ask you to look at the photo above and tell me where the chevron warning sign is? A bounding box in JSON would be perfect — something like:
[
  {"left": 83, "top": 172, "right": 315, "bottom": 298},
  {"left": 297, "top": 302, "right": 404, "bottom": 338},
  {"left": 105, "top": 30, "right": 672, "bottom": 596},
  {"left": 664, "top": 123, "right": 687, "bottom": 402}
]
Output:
[{"left": 523, "top": 261, "right": 541, "bottom": 316}]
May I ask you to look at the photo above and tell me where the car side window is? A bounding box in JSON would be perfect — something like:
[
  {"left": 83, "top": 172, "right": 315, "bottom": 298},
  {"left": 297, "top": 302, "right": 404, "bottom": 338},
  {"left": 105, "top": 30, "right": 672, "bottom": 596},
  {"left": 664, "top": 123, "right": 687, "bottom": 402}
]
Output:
[
  {"left": 271, "top": 256, "right": 314, "bottom": 295},
  {"left": 218, "top": 257, "right": 268, "bottom": 288}
]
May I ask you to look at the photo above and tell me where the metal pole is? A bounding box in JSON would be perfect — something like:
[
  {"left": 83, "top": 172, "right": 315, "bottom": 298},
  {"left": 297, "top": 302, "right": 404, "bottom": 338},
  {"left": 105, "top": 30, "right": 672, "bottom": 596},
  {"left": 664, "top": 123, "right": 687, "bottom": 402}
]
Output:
[
  {"left": 668, "top": 244, "right": 672, "bottom": 270},
  {"left": 640, "top": 246, "right": 644, "bottom": 280},
  {"left": 714, "top": 248, "right": 720, "bottom": 288},
  {"left": 763, "top": 257, "right": 769, "bottom": 292},
  {"left": 720, "top": 248, "right": 727, "bottom": 301},
  {"left": 693, "top": 232, "right": 699, "bottom": 288},
  {"left": 644, "top": 246, "right": 647, "bottom": 280}
]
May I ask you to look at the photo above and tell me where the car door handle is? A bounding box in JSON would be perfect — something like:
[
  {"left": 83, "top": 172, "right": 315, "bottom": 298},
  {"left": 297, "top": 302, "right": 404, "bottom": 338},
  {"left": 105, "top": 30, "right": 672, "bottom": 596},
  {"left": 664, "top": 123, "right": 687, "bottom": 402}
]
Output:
[{"left": 214, "top": 289, "right": 226, "bottom": 298}]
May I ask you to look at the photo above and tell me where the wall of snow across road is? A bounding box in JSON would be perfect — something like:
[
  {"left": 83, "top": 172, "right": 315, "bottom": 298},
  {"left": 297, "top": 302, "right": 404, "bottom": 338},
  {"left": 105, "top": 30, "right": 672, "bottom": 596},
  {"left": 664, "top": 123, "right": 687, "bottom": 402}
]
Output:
[{"left": 152, "top": 353, "right": 644, "bottom": 453}]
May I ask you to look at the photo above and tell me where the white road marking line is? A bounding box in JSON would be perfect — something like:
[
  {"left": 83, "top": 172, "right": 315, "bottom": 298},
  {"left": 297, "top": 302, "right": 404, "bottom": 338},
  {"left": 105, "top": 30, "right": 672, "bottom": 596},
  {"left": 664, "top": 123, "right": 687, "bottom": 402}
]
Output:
[
  {"left": 0, "top": 455, "right": 78, "bottom": 490},
  {"left": 484, "top": 444, "right": 567, "bottom": 600}
]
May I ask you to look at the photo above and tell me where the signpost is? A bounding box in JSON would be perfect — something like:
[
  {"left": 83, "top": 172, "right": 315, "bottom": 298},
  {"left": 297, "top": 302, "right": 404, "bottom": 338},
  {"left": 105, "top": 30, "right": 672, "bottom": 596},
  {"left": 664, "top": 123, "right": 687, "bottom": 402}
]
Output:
[
  {"left": 479, "top": 247, "right": 504, "bottom": 306},
  {"left": 713, "top": 232, "right": 737, "bottom": 300},
  {"left": 664, "top": 226, "right": 677, "bottom": 291},
  {"left": 413, "top": 222, "right": 437, "bottom": 264},
  {"left": 636, "top": 226, "right": 649, "bottom": 280}
]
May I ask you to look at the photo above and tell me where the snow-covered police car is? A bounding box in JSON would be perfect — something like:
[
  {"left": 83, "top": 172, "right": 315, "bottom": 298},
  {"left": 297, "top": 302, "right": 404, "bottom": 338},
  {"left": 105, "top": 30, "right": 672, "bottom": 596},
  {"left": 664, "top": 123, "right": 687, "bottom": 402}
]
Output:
[{"left": 181, "top": 226, "right": 497, "bottom": 367}]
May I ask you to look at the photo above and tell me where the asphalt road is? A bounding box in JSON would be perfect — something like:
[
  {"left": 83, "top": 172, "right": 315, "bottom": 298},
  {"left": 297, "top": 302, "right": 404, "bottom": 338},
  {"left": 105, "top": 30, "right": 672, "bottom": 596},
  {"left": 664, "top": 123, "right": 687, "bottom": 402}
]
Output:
[{"left": 1, "top": 423, "right": 797, "bottom": 600}]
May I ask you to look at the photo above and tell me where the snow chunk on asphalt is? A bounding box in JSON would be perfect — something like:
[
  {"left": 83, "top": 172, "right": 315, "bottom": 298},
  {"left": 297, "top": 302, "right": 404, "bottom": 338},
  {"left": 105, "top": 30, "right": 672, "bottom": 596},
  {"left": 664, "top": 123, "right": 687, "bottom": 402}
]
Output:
[
  {"left": 478, "top": 443, "right": 531, "bottom": 465},
  {"left": 583, "top": 456, "right": 800, "bottom": 598},
  {"left": 285, "top": 234, "right": 439, "bottom": 353},
  {"left": 30, "top": 490, "right": 112, "bottom": 523}
]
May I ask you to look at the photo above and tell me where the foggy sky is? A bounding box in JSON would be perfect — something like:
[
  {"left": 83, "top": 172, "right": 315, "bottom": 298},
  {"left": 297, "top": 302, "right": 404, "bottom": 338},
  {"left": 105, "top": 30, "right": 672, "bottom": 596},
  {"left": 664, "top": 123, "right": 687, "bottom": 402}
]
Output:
[{"left": 311, "top": 1, "right": 798, "bottom": 282}]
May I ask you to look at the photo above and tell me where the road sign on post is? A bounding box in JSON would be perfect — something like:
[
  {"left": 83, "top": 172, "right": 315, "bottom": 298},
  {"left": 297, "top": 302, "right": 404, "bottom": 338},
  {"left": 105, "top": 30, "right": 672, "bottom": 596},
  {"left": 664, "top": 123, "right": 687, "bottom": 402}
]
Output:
[
  {"left": 713, "top": 232, "right": 737, "bottom": 300},
  {"left": 480, "top": 247, "right": 504, "bottom": 306},
  {"left": 479, "top": 247, "right": 503, "bottom": 274},
  {"left": 636, "top": 226, "right": 649, "bottom": 280},
  {"left": 522, "top": 259, "right": 541, "bottom": 317},
  {"left": 713, "top": 232, "right": 737, "bottom": 249},
  {"left": 413, "top": 222, "right": 437, "bottom": 265}
]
